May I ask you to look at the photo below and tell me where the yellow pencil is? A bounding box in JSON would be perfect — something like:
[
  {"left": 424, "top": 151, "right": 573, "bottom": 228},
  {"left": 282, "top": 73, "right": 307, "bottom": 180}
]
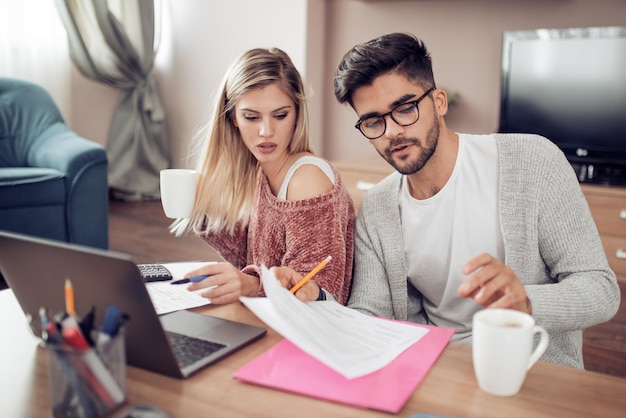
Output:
[
  {"left": 290, "top": 256, "right": 332, "bottom": 294},
  {"left": 65, "top": 278, "right": 75, "bottom": 317}
]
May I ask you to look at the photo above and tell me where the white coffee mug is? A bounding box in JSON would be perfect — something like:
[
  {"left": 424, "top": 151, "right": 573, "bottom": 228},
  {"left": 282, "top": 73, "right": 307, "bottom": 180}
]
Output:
[
  {"left": 159, "top": 169, "right": 198, "bottom": 219},
  {"left": 472, "top": 308, "right": 549, "bottom": 397}
]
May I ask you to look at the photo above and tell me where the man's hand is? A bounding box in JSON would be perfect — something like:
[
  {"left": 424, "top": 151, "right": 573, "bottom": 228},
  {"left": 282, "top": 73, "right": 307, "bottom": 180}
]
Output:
[{"left": 457, "top": 253, "right": 531, "bottom": 314}]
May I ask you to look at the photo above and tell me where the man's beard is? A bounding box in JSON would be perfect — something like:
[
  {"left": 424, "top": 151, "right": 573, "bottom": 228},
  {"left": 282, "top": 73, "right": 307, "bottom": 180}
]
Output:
[{"left": 380, "top": 116, "right": 440, "bottom": 175}]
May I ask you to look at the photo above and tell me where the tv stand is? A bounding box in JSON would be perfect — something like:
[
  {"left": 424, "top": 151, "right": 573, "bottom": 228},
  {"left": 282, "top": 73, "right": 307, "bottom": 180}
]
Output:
[{"left": 571, "top": 162, "right": 626, "bottom": 186}]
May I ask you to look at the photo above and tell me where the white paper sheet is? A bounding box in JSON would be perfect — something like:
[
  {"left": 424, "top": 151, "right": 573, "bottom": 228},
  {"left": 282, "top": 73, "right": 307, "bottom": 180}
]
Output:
[
  {"left": 146, "top": 261, "right": 215, "bottom": 314},
  {"left": 239, "top": 266, "right": 429, "bottom": 379}
]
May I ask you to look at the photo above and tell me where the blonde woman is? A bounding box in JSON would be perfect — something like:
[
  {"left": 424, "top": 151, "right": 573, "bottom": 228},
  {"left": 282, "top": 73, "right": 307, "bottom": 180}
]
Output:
[{"left": 172, "top": 48, "right": 355, "bottom": 305}]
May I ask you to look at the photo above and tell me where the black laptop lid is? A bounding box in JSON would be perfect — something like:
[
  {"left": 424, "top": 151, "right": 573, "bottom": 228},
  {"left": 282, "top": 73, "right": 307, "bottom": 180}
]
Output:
[{"left": 0, "top": 231, "right": 182, "bottom": 377}]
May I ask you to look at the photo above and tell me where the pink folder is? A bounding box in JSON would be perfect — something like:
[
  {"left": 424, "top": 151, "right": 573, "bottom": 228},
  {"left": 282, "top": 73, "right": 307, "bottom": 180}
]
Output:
[{"left": 233, "top": 323, "right": 455, "bottom": 413}]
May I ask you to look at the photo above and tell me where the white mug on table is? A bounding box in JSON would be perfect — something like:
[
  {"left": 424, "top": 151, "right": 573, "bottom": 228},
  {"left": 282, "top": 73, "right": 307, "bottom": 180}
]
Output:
[
  {"left": 472, "top": 308, "right": 549, "bottom": 397},
  {"left": 160, "top": 169, "right": 197, "bottom": 219}
]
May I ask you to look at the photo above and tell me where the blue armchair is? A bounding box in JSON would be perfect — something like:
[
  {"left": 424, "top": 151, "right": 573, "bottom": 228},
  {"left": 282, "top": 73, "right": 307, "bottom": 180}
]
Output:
[{"left": 0, "top": 77, "right": 109, "bottom": 249}]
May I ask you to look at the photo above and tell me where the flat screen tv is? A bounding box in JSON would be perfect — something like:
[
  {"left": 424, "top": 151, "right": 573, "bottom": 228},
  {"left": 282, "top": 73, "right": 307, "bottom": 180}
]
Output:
[{"left": 498, "top": 26, "right": 626, "bottom": 185}]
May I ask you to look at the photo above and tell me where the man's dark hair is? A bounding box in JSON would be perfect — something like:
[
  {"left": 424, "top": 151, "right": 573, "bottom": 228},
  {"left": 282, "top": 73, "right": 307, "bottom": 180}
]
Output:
[{"left": 333, "top": 33, "right": 436, "bottom": 107}]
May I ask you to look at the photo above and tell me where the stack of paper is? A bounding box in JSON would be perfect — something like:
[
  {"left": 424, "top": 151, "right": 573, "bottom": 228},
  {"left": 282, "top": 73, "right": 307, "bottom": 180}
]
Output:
[
  {"left": 146, "top": 262, "right": 214, "bottom": 315},
  {"left": 236, "top": 267, "right": 455, "bottom": 412},
  {"left": 240, "top": 266, "right": 429, "bottom": 379}
]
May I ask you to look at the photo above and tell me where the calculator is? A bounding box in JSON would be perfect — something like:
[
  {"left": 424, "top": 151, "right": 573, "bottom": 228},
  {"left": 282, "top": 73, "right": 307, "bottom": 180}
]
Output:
[{"left": 137, "top": 264, "right": 173, "bottom": 282}]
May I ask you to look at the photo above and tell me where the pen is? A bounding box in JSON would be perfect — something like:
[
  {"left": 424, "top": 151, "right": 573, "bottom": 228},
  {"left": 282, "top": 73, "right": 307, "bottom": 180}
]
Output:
[
  {"left": 97, "top": 305, "right": 121, "bottom": 346},
  {"left": 290, "top": 256, "right": 332, "bottom": 294},
  {"left": 170, "top": 275, "right": 210, "bottom": 285},
  {"left": 39, "top": 307, "right": 53, "bottom": 343},
  {"left": 65, "top": 278, "right": 75, "bottom": 317}
]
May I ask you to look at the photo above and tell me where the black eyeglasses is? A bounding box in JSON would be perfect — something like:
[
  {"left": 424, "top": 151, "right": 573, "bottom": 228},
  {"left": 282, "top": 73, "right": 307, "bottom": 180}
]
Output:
[{"left": 355, "top": 87, "right": 435, "bottom": 140}]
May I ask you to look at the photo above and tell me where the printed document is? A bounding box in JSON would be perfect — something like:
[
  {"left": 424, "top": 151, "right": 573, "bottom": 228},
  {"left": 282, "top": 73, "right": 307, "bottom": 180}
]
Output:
[
  {"left": 146, "top": 262, "right": 214, "bottom": 314},
  {"left": 240, "top": 266, "right": 429, "bottom": 379}
]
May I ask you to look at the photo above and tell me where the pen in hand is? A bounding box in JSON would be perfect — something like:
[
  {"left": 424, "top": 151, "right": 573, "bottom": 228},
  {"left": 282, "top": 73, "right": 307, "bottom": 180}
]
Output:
[
  {"left": 170, "top": 275, "right": 210, "bottom": 285},
  {"left": 290, "top": 256, "right": 332, "bottom": 294}
]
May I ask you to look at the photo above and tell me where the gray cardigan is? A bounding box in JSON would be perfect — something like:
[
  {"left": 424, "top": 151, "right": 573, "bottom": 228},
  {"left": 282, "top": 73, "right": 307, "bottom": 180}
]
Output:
[{"left": 348, "top": 133, "right": 620, "bottom": 369}]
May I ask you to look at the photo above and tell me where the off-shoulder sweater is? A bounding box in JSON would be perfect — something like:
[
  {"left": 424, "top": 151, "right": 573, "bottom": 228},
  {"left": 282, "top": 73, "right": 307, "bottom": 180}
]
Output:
[{"left": 195, "top": 163, "right": 355, "bottom": 305}]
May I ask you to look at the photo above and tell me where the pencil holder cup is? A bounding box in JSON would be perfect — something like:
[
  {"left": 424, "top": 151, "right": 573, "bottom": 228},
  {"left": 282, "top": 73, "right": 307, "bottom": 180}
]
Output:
[{"left": 46, "top": 330, "right": 127, "bottom": 418}]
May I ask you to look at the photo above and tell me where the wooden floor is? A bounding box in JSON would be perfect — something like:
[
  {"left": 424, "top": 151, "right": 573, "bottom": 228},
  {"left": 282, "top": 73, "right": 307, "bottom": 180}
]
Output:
[
  {"left": 107, "top": 199, "right": 221, "bottom": 264},
  {"left": 3, "top": 199, "right": 626, "bottom": 379}
]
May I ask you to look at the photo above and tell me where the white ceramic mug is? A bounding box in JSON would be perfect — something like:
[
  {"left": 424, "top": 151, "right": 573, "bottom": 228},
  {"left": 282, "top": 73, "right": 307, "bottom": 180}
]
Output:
[
  {"left": 472, "top": 308, "right": 549, "bottom": 397},
  {"left": 159, "top": 169, "right": 197, "bottom": 219}
]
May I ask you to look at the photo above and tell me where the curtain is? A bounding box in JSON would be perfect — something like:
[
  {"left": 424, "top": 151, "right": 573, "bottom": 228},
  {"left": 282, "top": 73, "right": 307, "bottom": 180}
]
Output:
[
  {"left": 0, "top": 0, "right": 71, "bottom": 118},
  {"left": 55, "top": 0, "right": 170, "bottom": 201}
]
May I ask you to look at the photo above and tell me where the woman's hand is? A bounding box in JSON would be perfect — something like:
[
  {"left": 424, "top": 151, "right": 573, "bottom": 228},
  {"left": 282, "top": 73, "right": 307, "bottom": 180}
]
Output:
[
  {"left": 271, "top": 266, "right": 321, "bottom": 302},
  {"left": 185, "top": 262, "right": 260, "bottom": 304}
]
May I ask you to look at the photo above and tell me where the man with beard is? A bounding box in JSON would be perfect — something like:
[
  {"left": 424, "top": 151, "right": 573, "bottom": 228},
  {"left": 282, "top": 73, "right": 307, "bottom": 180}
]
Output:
[{"left": 331, "top": 32, "right": 619, "bottom": 368}]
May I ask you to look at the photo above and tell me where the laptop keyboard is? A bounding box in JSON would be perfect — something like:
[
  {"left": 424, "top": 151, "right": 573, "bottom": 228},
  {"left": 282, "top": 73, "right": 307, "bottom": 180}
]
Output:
[{"left": 166, "top": 331, "right": 227, "bottom": 369}]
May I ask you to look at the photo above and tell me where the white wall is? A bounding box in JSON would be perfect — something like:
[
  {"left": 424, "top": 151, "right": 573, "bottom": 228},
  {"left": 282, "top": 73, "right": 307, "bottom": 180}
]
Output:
[
  {"left": 66, "top": 0, "right": 626, "bottom": 164},
  {"left": 69, "top": 0, "right": 325, "bottom": 168},
  {"left": 156, "top": 0, "right": 318, "bottom": 167}
]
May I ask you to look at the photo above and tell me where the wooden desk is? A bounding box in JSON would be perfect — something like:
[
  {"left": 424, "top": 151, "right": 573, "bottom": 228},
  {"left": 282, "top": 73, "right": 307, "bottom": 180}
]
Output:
[{"left": 2, "top": 290, "right": 625, "bottom": 418}]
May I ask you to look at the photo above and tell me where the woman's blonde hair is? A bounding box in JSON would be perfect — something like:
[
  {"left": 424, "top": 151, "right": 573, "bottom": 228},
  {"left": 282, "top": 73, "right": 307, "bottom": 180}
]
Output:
[{"left": 172, "top": 48, "right": 311, "bottom": 236}]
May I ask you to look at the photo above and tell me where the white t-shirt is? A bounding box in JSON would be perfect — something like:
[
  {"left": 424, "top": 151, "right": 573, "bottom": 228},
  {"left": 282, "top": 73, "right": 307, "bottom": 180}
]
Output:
[{"left": 400, "top": 133, "right": 504, "bottom": 341}]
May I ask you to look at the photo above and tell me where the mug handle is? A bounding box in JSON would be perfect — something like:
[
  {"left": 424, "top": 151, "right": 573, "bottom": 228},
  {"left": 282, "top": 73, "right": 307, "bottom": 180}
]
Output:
[{"left": 527, "top": 325, "right": 549, "bottom": 369}]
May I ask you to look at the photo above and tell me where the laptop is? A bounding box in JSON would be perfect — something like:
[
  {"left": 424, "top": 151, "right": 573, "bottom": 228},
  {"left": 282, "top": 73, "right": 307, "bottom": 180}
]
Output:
[{"left": 0, "top": 230, "right": 266, "bottom": 379}]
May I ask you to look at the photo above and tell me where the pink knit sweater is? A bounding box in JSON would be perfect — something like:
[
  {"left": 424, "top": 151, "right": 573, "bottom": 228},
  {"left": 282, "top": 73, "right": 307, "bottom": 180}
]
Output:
[{"left": 195, "top": 164, "right": 355, "bottom": 305}]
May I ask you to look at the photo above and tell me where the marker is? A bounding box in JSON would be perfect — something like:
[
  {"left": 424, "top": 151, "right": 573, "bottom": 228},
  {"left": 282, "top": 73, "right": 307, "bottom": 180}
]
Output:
[
  {"left": 61, "top": 322, "right": 124, "bottom": 407},
  {"left": 79, "top": 306, "right": 96, "bottom": 347},
  {"left": 170, "top": 275, "right": 210, "bottom": 285},
  {"left": 45, "top": 321, "right": 96, "bottom": 416},
  {"left": 97, "top": 305, "right": 122, "bottom": 346}
]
